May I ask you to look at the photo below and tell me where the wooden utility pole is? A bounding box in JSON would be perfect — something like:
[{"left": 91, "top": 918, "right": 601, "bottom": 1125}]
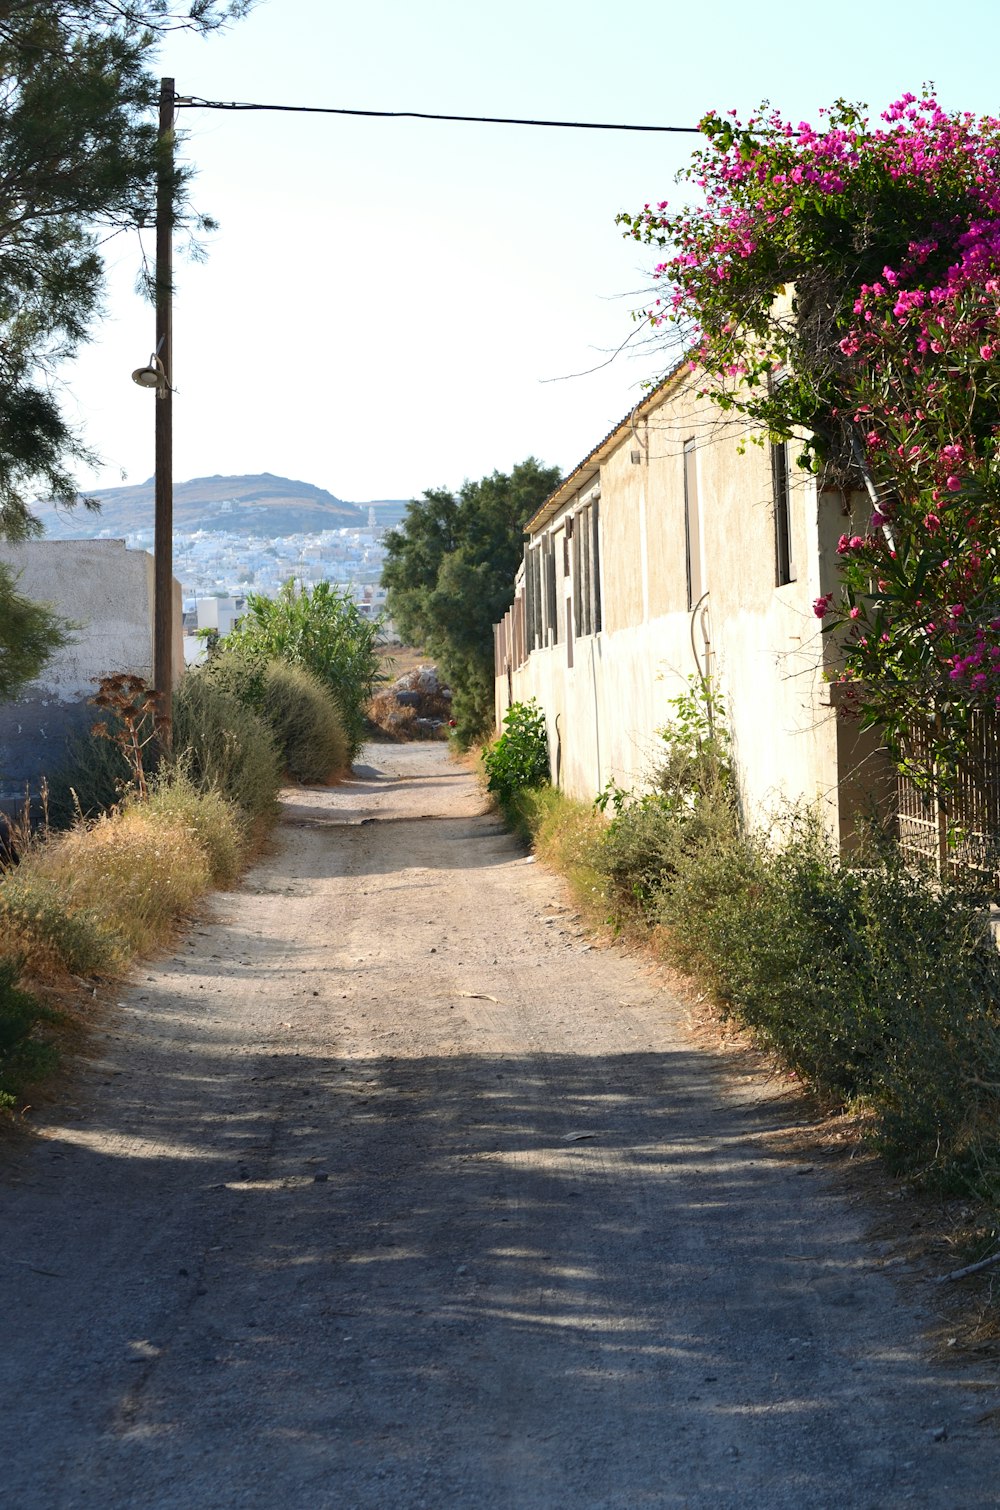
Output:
[{"left": 153, "top": 76, "right": 175, "bottom": 753}]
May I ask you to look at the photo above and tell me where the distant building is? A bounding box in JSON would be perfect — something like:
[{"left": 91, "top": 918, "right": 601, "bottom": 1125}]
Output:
[{"left": 181, "top": 595, "right": 246, "bottom": 666}]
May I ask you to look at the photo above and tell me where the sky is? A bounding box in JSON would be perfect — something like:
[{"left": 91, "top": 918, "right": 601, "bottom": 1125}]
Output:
[{"left": 61, "top": 0, "right": 1000, "bottom": 506}]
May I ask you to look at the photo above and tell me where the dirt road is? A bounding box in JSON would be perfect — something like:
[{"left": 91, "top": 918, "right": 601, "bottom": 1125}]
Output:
[{"left": 1, "top": 743, "right": 998, "bottom": 1508}]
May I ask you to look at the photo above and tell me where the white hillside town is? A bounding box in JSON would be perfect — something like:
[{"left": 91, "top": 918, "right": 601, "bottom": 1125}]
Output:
[{"left": 35, "top": 478, "right": 403, "bottom": 664}]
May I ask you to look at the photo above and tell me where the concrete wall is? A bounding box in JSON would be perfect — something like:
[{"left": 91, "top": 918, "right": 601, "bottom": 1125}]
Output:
[
  {"left": 498, "top": 373, "right": 893, "bottom": 844},
  {"left": 0, "top": 539, "right": 182, "bottom": 803}
]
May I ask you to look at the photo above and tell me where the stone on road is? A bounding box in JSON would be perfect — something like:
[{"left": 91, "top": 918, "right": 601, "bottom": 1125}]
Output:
[{"left": 0, "top": 744, "right": 997, "bottom": 1508}]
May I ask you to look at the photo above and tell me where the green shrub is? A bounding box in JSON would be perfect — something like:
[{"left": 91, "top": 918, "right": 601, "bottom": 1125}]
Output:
[
  {"left": 601, "top": 791, "right": 737, "bottom": 918},
  {"left": 0, "top": 957, "right": 57, "bottom": 1107},
  {"left": 483, "top": 699, "right": 550, "bottom": 807},
  {"left": 200, "top": 652, "right": 349, "bottom": 781},
  {"left": 200, "top": 648, "right": 265, "bottom": 707},
  {"left": 139, "top": 770, "right": 246, "bottom": 886},
  {"left": 171, "top": 672, "right": 282, "bottom": 823},
  {"left": 224, "top": 578, "right": 381, "bottom": 758},
  {"left": 259, "top": 661, "right": 349, "bottom": 781},
  {"left": 657, "top": 815, "right": 1000, "bottom": 1190}
]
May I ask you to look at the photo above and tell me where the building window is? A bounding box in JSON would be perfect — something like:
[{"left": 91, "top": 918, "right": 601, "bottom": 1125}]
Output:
[
  {"left": 772, "top": 440, "right": 796, "bottom": 585},
  {"left": 591, "top": 498, "right": 602, "bottom": 632},
  {"left": 544, "top": 537, "right": 559, "bottom": 644},
  {"left": 683, "top": 440, "right": 703, "bottom": 609},
  {"left": 569, "top": 496, "right": 602, "bottom": 640},
  {"left": 525, "top": 542, "right": 544, "bottom": 651}
]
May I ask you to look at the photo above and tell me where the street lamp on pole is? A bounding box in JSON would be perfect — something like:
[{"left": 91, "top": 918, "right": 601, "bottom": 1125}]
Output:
[{"left": 131, "top": 75, "right": 175, "bottom": 755}]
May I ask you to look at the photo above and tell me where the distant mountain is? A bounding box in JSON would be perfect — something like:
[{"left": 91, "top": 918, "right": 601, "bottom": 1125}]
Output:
[{"left": 33, "top": 473, "right": 409, "bottom": 539}]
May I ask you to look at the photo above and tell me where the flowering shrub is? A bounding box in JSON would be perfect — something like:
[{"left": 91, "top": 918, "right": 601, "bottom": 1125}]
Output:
[{"left": 620, "top": 91, "right": 1000, "bottom": 783}]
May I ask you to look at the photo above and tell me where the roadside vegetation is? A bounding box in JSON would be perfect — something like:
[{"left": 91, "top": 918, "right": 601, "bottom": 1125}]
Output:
[
  {"left": 223, "top": 579, "right": 382, "bottom": 760},
  {"left": 487, "top": 695, "right": 1000, "bottom": 1235},
  {"left": 0, "top": 585, "right": 376, "bottom": 1113},
  {"left": 382, "top": 459, "right": 561, "bottom": 746}
]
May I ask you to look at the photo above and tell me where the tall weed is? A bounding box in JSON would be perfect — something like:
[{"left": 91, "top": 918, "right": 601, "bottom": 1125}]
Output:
[
  {"left": 171, "top": 672, "right": 282, "bottom": 823},
  {"left": 259, "top": 661, "right": 349, "bottom": 781},
  {"left": 138, "top": 770, "right": 246, "bottom": 887},
  {"left": 483, "top": 700, "right": 550, "bottom": 809}
]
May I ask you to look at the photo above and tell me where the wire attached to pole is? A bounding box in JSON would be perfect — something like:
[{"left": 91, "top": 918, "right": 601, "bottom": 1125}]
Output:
[{"left": 176, "top": 97, "right": 701, "bottom": 134}]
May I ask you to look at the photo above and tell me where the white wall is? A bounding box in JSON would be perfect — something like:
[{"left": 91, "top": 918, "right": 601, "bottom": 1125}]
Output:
[
  {"left": 497, "top": 374, "right": 888, "bottom": 844},
  {"left": 0, "top": 539, "right": 182, "bottom": 802}
]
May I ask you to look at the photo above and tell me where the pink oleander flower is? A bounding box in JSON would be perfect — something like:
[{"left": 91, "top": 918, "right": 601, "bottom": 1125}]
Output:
[
  {"left": 923, "top": 512, "right": 941, "bottom": 532},
  {"left": 813, "top": 594, "right": 833, "bottom": 618},
  {"left": 946, "top": 475, "right": 962, "bottom": 491}
]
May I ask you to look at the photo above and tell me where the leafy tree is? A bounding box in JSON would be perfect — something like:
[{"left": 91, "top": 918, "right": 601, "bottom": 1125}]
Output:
[
  {"left": 0, "top": 1, "right": 249, "bottom": 703},
  {"left": 0, "top": 561, "right": 71, "bottom": 702},
  {"left": 620, "top": 91, "right": 1000, "bottom": 786},
  {"left": 0, "top": 0, "right": 251, "bottom": 539},
  {"left": 383, "top": 457, "right": 561, "bottom": 744},
  {"left": 222, "top": 579, "right": 383, "bottom": 759}
]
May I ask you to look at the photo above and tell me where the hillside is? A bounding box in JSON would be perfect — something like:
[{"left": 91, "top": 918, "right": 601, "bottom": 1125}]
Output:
[{"left": 33, "top": 473, "right": 408, "bottom": 539}]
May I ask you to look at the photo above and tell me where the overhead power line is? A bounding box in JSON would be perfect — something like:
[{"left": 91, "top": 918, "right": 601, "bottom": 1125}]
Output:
[{"left": 176, "top": 97, "right": 701, "bottom": 133}]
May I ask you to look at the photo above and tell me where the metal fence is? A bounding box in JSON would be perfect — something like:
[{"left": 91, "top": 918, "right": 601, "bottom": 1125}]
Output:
[{"left": 896, "top": 709, "right": 1000, "bottom": 889}]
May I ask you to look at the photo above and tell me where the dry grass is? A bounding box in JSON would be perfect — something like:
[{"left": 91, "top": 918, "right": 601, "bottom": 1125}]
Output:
[
  {"left": 139, "top": 772, "right": 247, "bottom": 887},
  {"left": 0, "top": 774, "right": 248, "bottom": 984},
  {"left": 12, "top": 809, "right": 209, "bottom": 966},
  {"left": 0, "top": 774, "right": 252, "bottom": 1114}
]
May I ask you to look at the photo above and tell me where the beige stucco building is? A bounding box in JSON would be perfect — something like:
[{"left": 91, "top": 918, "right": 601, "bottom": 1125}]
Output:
[{"left": 494, "top": 365, "right": 891, "bottom": 844}]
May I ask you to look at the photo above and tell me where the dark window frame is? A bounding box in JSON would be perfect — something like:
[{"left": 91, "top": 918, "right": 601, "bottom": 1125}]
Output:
[{"left": 771, "top": 439, "right": 796, "bottom": 586}]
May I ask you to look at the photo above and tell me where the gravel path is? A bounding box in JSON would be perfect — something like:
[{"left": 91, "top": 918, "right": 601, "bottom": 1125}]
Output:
[{"left": 1, "top": 742, "right": 998, "bottom": 1508}]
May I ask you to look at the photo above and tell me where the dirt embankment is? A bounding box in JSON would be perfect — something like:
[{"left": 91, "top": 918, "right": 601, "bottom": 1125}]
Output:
[{"left": 0, "top": 743, "right": 997, "bottom": 1508}]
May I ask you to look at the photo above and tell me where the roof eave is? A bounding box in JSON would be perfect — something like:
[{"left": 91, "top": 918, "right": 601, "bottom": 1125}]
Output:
[{"left": 524, "top": 358, "right": 690, "bottom": 536}]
